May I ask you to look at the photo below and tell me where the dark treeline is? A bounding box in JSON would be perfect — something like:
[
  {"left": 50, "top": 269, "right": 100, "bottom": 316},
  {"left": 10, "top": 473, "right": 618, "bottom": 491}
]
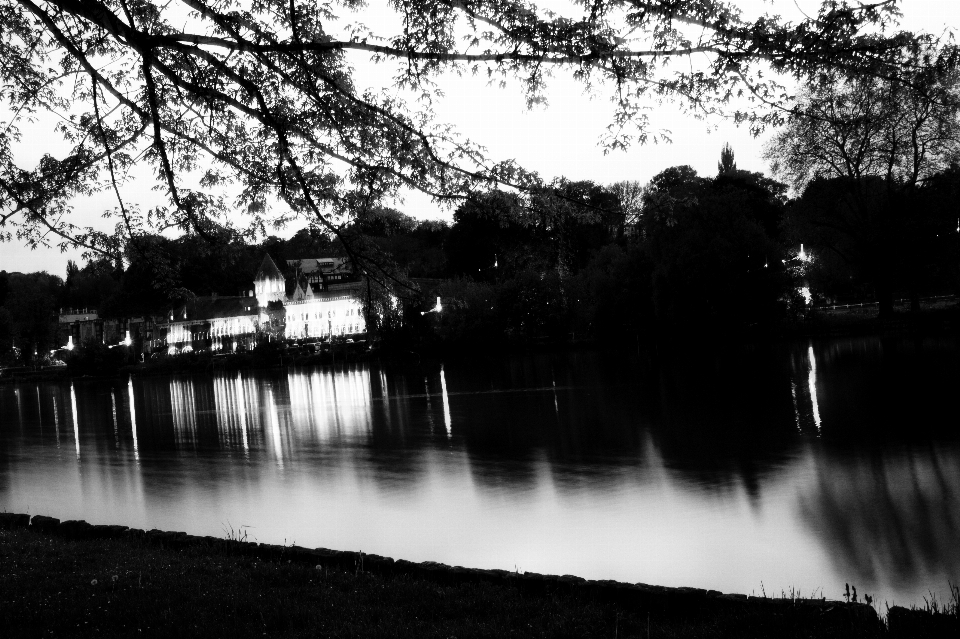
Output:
[
  {"left": 421, "top": 161, "right": 795, "bottom": 349},
  {"left": 415, "top": 157, "right": 958, "bottom": 350},
  {"left": 2, "top": 147, "right": 959, "bottom": 364}
]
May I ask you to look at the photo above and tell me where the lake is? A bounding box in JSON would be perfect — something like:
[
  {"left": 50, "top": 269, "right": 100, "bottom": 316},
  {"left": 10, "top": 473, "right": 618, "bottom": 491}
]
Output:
[{"left": 1, "top": 336, "right": 957, "bottom": 608}]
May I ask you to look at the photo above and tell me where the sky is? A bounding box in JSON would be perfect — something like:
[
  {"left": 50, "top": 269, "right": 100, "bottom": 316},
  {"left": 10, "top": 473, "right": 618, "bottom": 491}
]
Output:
[{"left": 2, "top": 0, "right": 959, "bottom": 278}]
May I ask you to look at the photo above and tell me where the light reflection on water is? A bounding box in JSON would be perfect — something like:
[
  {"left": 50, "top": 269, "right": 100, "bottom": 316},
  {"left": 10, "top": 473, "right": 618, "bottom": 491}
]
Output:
[{"left": 0, "top": 337, "right": 957, "bottom": 607}]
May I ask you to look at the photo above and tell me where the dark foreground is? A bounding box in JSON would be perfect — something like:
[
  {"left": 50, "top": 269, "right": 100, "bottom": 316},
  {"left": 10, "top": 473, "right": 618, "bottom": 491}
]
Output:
[{"left": 0, "top": 515, "right": 956, "bottom": 638}]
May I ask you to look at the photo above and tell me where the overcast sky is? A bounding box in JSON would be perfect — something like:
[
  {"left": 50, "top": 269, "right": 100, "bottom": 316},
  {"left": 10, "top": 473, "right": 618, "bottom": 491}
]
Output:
[{"left": 2, "top": 1, "right": 958, "bottom": 278}]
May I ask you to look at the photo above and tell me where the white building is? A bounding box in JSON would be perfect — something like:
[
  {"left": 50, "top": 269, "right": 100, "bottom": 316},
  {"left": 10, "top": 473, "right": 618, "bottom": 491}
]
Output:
[
  {"left": 160, "top": 254, "right": 366, "bottom": 354},
  {"left": 258, "top": 253, "right": 366, "bottom": 340}
]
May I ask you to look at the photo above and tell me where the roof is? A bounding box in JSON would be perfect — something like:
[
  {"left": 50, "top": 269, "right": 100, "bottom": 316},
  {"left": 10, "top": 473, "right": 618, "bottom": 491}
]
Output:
[
  {"left": 254, "top": 254, "right": 284, "bottom": 281},
  {"left": 287, "top": 257, "right": 351, "bottom": 275},
  {"left": 171, "top": 296, "right": 257, "bottom": 322}
]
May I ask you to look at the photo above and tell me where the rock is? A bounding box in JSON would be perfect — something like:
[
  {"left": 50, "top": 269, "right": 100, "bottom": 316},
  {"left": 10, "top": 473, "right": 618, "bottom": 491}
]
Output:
[
  {"left": 59, "top": 520, "right": 93, "bottom": 538},
  {"left": 362, "top": 554, "right": 395, "bottom": 574},
  {"left": 88, "top": 525, "right": 129, "bottom": 539},
  {"left": 144, "top": 530, "right": 187, "bottom": 548},
  {"left": 30, "top": 515, "right": 60, "bottom": 532},
  {"left": 0, "top": 513, "right": 30, "bottom": 529}
]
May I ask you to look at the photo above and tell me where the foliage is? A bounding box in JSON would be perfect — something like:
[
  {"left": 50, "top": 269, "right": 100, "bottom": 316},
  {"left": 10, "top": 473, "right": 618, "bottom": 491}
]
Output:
[
  {"left": 788, "top": 172, "right": 960, "bottom": 310},
  {"left": 0, "top": 270, "right": 62, "bottom": 360},
  {"left": 435, "top": 277, "right": 505, "bottom": 346},
  {"left": 529, "top": 179, "right": 623, "bottom": 273},
  {"left": 640, "top": 165, "right": 791, "bottom": 332},
  {"left": 359, "top": 275, "right": 408, "bottom": 345},
  {"left": 352, "top": 210, "right": 450, "bottom": 278},
  {"left": 718, "top": 143, "right": 738, "bottom": 176},
  {"left": 765, "top": 67, "right": 960, "bottom": 315},
  {"left": 608, "top": 180, "right": 644, "bottom": 238},
  {"left": 766, "top": 69, "right": 960, "bottom": 191},
  {"left": 0, "top": 0, "right": 943, "bottom": 279},
  {"left": 498, "top": 267, "right": 567, "bottom": 340},
  {"left": 565, "top": 243, "right": 655, "bottom": 337},
  {"left": 63, "top": 259, "right": 121, "bottom": 314},
  {"left": 446, "top": 190, "right": 537, "bottom": 279}
]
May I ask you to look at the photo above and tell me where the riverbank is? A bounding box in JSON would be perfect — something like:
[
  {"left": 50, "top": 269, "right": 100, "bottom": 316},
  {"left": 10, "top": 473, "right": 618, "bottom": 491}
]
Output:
[
  {"left": 1, "top": 300, "right": 957, "bottom": 386},
  {"left": 2, "top": 514, "right": 956, "bottom": 638},
  {"left": 782, "top": 298, "right": 960, "bottom": 339}
]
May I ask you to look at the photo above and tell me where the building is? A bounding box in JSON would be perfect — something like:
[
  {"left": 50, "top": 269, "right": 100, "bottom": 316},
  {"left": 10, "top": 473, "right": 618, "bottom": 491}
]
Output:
[
  {"left": 159, "top": 254, "right": 367, "bottom": 354},
  {"left": 56, "top": 308, "right": 142, "bottom": 353},
  {"left": 57, "top": 308, "right": 100, "bottom": 350},
  {"left": 161, "top": 295, "right": 259, "bottom": 354}
]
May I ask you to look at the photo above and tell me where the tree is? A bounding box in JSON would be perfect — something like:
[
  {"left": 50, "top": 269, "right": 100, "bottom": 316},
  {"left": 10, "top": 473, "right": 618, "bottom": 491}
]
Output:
[
  {"left": 640, "top": 165, "right": 790, "bottom": 331},
  {"left": 0, "top": 270, "right": 63, "bottom": 359},
  {"left": 766, "top": 67, "right": 960, "bottom": 315},
  {"left": 285, "top": 226, "right": 336, "bottom": 258},
  {"left": 0, "top": 0, "right": 941, "bottom": 285},
  {"left": 608, "top": 180, "right": 644, "bottom": 239},
  {"left": 530, "top": 178, "right": 621, "bottom": 273},
  {"left": 717, "top": 143, "right": 737, "bottom": 176},
  {"left": 62, "top": 256, "right": 121, "bottom": 312},
  {"left": 352, "top": 207, "right": 417, "bottom": 238},
  {"left": 446, "top": 190, "right": 535, "bottom": 279}
]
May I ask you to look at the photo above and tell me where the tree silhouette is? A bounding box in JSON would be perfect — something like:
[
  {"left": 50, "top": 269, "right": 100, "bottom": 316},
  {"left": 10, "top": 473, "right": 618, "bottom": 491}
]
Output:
[
  {"left": 717, "top": 143, "right": 738, "bottom": 176},
  {"left": 0, "top": 0, "right": 948, "bottom": 287},
  {"left": 766, "top": 67, "right": 960, "bottom": 315}
]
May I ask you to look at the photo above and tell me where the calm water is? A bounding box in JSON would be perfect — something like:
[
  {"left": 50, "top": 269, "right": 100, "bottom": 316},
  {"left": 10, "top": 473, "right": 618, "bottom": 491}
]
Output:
[{"left": 1, "top": 337, "right": 958, "bottom": 607}]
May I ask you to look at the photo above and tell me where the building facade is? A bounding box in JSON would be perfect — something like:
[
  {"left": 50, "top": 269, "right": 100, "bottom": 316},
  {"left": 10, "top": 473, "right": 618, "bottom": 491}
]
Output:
[{"left": 160, "top": 254, "right": 366, "bottom": 354}]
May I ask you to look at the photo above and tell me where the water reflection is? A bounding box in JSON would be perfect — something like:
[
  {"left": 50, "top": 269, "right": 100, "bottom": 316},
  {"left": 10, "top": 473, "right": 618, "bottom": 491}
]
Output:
[
  {"left": 799, "top": 445, "right": 960, "bottom": 604},
  {"left": 286, "top": 366, "right": 374, "bottom": 444},
  {"left": 807, "top": 346, "right": 822, "bottom": 433},
  {"left": 0, "top": 336, "right": 956, "bottom": 606},
  {"left": 440, "top": 365, "right": 452, "bottom": 437},
  {"left": 212, "top": 373, "right": 250, "bottom": 453},
  {"left": 70, "top": 382, "right": 79, "bottom": 461},
  {"left": 169, "top": 377, "right": 198, "bottom": 449},
  {"left": 790, "top": 346, "right": 822, "bottom": 437},
  {"left": 128, "top": 376, "right": 139, "bottom": 459}
]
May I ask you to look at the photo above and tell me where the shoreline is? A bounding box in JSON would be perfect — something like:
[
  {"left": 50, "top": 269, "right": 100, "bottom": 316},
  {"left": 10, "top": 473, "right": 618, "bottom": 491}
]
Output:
[
  {"left": 2, "top": 304, "right": 958, "bottom": 385},
  {"left": 3, "top": 513, "right": 956, "bottom": 638}
]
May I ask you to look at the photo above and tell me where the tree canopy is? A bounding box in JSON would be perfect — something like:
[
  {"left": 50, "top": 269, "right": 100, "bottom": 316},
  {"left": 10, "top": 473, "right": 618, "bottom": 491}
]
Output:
[
  {"left": 765, "top": 69, "right": 960, "bottom": 190},
  {"left": 765, "top": 67, "right": 960, "bottom": 315},
  {"left": 0, "top": 0, "right": 952, "bottom": 280}
]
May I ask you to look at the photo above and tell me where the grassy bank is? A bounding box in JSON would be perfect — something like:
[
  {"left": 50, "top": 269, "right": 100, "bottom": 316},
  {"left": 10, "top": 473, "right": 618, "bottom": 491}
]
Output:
[{"left": 4, "top": 516, "right": 954, "bottom": 639}]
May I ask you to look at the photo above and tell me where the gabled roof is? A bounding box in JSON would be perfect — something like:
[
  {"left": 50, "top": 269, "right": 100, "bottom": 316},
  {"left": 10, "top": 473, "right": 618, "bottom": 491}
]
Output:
[
  {"left": 254, "top": 254, "right": 284, "bottom": 281},
  {"left": 290, "top": 280, "right": 307, "bottom": 302},
  {"left": 171, "top": 296, "right": 257, "bottom": 322}
]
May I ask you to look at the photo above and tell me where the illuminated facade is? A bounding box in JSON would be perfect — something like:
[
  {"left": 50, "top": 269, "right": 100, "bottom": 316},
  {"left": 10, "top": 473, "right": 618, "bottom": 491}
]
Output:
[
  {"left": 159, "top": 254, "right": 366, "bottom": 354},
  {"left": 284, "top": 290, "right": 366, "bottom": 340}
]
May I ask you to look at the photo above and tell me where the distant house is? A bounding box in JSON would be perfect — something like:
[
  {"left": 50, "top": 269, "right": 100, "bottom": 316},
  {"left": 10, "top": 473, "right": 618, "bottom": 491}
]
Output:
[
  {"left": 281, "top": 254, "right": 366, "bottom": 340},
  {"left": 159, "top": 254, "right": 366, "bottom": 354},
  {"left": 287, "top": 257, "right": 353, "bottom": 285},
  {"left": 57, "top": 308, "right": 100, "bottom": 350},
  {"left": 57, "top": 308, "right": 158, "bottom": 354},
  {"left": 162, "top": 295, "right": 259, "bottom": 354}
]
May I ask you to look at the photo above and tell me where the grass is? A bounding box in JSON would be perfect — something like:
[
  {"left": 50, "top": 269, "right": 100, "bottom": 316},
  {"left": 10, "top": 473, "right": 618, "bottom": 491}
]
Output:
[
  {"left": 885, "top": 584, "right": 960, "bottom": 638},
  {"left": 0, "top": 528, "right": 896, "bottom": 639}
]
